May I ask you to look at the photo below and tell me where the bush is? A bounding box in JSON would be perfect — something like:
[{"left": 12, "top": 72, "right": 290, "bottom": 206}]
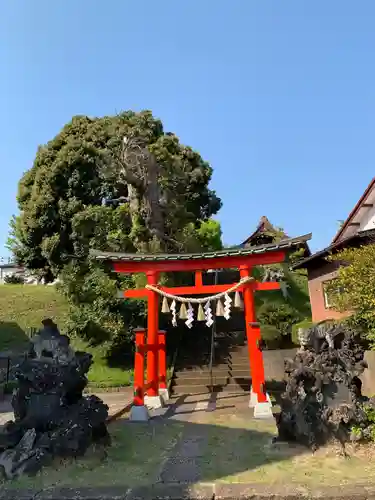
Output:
[
  {"left": 351, "top": 403, "right": 375, "bottom": 443},
  {"left": 259, "top": 324, "right": 281, "bottom": 343},
  {"left": 4, "top": 273, "right": 24, "bottom": 284},
  {"left": 258, "top": 302, "right": 302, "bottom": 338}
]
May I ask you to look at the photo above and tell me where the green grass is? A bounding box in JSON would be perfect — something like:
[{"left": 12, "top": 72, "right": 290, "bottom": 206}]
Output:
[
  {"left": 4, "top": 420, "right": 185, "bottom": 490},
  {"left": 0, "top": 285, "right": 133, "bottom": 389},
  {"left": 198, "top": 413, "right": 375, "bottom": 487},
  {"left": 6, "top": 414, "right": 375, "bottom": 490}
]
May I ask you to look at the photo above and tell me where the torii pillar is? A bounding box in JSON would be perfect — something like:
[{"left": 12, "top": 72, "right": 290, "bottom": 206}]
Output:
[{"left": 240, "top": 266, "right": 272, "bottom": 418}]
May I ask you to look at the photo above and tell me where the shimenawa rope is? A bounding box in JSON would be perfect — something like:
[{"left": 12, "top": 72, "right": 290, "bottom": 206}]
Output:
[{"left": 145, "top": 276, "right": 253, "bottom": 304}]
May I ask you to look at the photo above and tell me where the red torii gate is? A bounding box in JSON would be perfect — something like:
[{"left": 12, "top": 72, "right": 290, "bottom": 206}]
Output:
[{"left": 92, "top": 233, "right": 311, "bottom": 420}]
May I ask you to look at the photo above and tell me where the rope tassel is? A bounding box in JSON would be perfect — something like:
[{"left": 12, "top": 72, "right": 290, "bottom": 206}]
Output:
[
  {"left": 234, "top": 291, "right": 243, "bottom": 309},
  {"left": 179, "top": 303, "right": 187, "bottom": 320},
  {"left": 216, "top": 298, "right": 224, "bottom": 317},
  {"left": 197, "top": 304, "right": 205, "bottom": 321},
  {"left": 161, "top": 296, "right": 170, "bottom": 313}
]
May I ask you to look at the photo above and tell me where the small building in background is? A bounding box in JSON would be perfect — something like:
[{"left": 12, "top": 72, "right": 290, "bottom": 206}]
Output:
[
  {"left": 240, "top": 215, "right": 311, "bottom": 257},
  {"left": 0, "top": 259, "right": 24, "bottom": 284},
  {"left": 292, "top": 177, "right": 375, "bottom": 323}
]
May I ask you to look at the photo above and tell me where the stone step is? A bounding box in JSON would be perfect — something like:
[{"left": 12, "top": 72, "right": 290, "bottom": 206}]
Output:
[
  {"left": 230, "top": 371, "right": 251, "bottom": 380},
  {"left": 175, "top": 364, "right": 229, "bottom": 373},
  {"left": 174, "top": 369, "right": 229, "bottom": 379},
  {"left": 172, "top": 370, "right": 230, "bottom": 384},
  {"left": 171, "top": 384, "right": 226, "bottom": 395},
  {"left": 229, "top": 377, "right": 251, "bottom": 385},
  {"left": 176, "top": 356, "right": 230, "bottom": 365},
  {"left": 230, "top": 360, "right": 250, "bottom": 371},
  {"left": 230, "top": 363, "right": 250, "bottom": 368},
  {"left": 172, "top": 383, "right": 251, "bottom": 394},
  {"left": 230, "top": 350, "right": 249, "bottom": 357},
  {"left": 224, "top": 382, "right": 251, "bottom": 392},
  {"left": 230, "top": 356, "right": 249, "bottom": 362},
  {"left": 221, "top": 384, "right": 251, "bottom": 394},
  {"left": 172, "top": 376, "right": 229, "bottom": 387},
  {"left": 230, "top": 351, "right": 249, "bottom": 357}
]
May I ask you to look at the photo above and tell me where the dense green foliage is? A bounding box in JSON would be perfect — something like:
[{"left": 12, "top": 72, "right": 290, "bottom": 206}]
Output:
[
  {"left": 9, "top": 111, "right": 223, "bottom": 346},
  {"left": 254, "top": 253, "right": 311, "bottom": 346},
  {"left": 327, "top": 245, "right": 375, "bottom": 345}
]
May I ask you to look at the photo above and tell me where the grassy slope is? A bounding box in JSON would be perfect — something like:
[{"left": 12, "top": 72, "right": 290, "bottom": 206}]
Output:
[{"left": 0, "top": 285, "right": 132, "bottom": 388}]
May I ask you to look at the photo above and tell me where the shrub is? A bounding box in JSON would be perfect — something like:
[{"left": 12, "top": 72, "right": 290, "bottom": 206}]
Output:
[
  {"left": 258, "top": 302, "right": 302, "bottom": 338},
  {"left": 4, "top": 273, "right": 24, "bottom": 284}
]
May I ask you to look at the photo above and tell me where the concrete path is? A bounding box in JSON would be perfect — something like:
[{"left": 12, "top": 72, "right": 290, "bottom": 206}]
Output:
[{"left": 156, "top": 391, "right": 253, "bottom": 484}]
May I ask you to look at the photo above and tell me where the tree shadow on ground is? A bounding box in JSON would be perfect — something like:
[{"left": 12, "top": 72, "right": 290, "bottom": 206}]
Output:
[
  {"left": 0, "top": 322, "right": 30, "bottom": 412},
  {"left": 7, "top": 412, "right": 308, "bottom": 492},
  {"left": 150, "top": 419, "right": 303, "bottom": 486},
  {"left": 0, "top": 321, "right": 30, "bottom": 354}
]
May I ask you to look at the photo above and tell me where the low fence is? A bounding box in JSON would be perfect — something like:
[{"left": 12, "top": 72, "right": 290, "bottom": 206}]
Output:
[{"left": 0, "top": 352, "right": 28, "bottom": 394}]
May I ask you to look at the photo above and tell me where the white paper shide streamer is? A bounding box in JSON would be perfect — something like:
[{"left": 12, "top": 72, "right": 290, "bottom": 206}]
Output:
[
  {"left": 170, "top": 300, "right": 177, "bottom": 327},
  {"left": 149, "top": 275, "right": 253, "bottom": 328},
  {"left": 223, "top": 293, "right": 232, "bottom": 320},
  {"left": 185, "top": 302, "right": 194, "bottom": 329},
  {"left": 204, "top": 301, "right": 214, "bottom": 327}
]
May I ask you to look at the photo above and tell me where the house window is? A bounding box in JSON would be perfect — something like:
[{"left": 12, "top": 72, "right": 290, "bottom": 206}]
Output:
[
  {"left": 322, "top": 279, "right": 342, "bottom": 309},
  {"left": 323, "top": 283, "right": 332, "bottom": 309}
]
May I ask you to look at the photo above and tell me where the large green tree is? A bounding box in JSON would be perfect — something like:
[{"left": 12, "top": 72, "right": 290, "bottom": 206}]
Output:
[
  {"left": 9, "top": 110, "right": 222, "bottom": 343},
  {"left": 9, "top": 111, "right": 221, "bottom": 276}
]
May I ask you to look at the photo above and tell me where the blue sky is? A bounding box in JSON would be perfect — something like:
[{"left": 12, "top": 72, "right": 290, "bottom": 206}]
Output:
[{"left": 1, "top": 1, "right": 374, "bottom": 255}]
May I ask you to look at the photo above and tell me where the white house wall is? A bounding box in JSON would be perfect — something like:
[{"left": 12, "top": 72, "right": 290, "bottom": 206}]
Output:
[{"left": 360, "top": 203, "right": 375, "bottom": 231}]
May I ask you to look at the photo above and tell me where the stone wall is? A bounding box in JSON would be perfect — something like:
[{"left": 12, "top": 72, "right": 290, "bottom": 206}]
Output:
[
  {"left": 263, "top": 348, "right": 375, "bottom": 397},
  {"left": 263, "top": 348, "right": 297, "bottom": 382}
]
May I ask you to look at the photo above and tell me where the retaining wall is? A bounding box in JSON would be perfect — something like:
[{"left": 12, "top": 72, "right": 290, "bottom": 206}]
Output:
[{"left": 263, "top": 348, "right": 375, "bottom": 397}]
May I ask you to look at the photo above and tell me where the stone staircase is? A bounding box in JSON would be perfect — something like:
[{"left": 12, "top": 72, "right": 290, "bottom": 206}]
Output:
[{"left": 170, "top": 332, "right": 252, "bottom": 395}]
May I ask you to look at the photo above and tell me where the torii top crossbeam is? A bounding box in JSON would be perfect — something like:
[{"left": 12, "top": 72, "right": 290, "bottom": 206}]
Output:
[
  {"left": 91, "top": 234, "right": 311, "bottom": 273},
  {"left": 92, "top": 233, "right": 311, "bottom": 412}
]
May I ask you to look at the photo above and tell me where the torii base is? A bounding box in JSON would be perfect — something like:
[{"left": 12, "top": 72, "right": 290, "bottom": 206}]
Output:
[
  {"left": 254, "top": 401, "right": 273, "bottom": 419},
  {"left": 159, "top": 388, "right": 170, "bottom": 403},
  {"left": 130, "top": 405, "right": 149, "bottom": 422},
  {"left": 249, "top": 389, "right": 273, "bottom": 419},
  {"left": 144, "top": 395, "right": 164, "bottom": 409},
  {"left": 249, "top": 388, "right": 272, "bottom": 407}
]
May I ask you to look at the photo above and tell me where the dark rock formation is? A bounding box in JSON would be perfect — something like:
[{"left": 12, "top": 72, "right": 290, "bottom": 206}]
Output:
[
  {"left": 0, "top": 319, "right": 109, "bottom": 479},
  {"left": 275, "top": 321, "right": 375, "bottom": 450}
]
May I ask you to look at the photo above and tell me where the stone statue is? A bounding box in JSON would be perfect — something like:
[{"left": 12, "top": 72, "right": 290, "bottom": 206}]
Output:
[
  {"left": 30, "top": 318, "right": 74, "bottom": 364},
  {"left": 262, "top": 267, "right": 289, "bottom": 298},
  {"left": 0, "top": 321, "right": 109, "bottom": 479}
]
